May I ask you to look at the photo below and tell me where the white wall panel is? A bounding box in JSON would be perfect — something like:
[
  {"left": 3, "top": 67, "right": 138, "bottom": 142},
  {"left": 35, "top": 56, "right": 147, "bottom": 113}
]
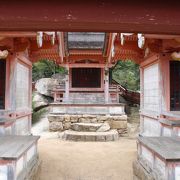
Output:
[
  {"left": 175, "top": 166, "right": 180, "bottom": 180},
  {"left": 27, "top": 145, "right": 36, "bottom": 162},
  {"left": 15, "top": 116, "right": 29, "bottom": 135},
  {"left": 162, "top": 127, "right": 172, "bottom": 137},
  {"left": 16, "top": 63, "right": 29, "bottom": 110},
  {"left": 143, "top": 63, "right": 159, "bottom": 112},
  {"left": 142, "top": 117, "right": 161, "bottom": 136},
  {"left": 141, "top": 146, "right": 153, "bottom": 167},
  {"left": 16, "top": 156, "right": 24, "bottom": 177},
  {"left": 0, "top": 165, "right": 7, "bottom": 180},
  {"left": 154, "top": 156, "right": 166, "bottom": 178}
]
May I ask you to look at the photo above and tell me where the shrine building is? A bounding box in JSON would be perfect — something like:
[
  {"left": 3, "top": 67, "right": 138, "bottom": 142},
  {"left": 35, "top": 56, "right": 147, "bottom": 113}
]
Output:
[{"left": 0, "top": 1, "right": 180, "bottom": 179}]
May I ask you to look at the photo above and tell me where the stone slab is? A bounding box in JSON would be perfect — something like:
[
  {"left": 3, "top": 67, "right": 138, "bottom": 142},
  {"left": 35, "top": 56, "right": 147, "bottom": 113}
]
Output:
[
  {"left": 51, "top": 104, "right": 125, "bottom": 115},
  {"left": 71, "top": 123, "right": 103, "bottom": 132},
  {"left": 108, "top": 120, "right": 127, "bottom": 129},
  {"left": 62, "top": 129, "right": 119, "bottom": 142},
  {"left": 138, "top": 136, "right": 180, "bottom": 161},
  {"left": 159, "top": 118, "right": 180, "bottom": 127},
  {"left": 0, "top": 135, "right": 39, "bottom": 160},
  {"left": 48, "top": 115, "right": 64, "bottom": 122},
  {"left": 97, "top": 122, "right": 110, "bottom": 132}
]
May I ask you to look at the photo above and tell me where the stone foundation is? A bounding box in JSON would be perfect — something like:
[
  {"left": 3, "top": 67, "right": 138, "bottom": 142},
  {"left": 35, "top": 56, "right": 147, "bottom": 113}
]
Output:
[
  {"left": 24, "top": 158, "right": 41, "bottom": 180},
  {"left": 48, "top": 114, "right": 127, "bottom": 135},
  {"left": 133, "top": 137, "right": 180, "bottom": 180},
  {"left": 133, "top": 160, "right": 155, "bottom": 180}
]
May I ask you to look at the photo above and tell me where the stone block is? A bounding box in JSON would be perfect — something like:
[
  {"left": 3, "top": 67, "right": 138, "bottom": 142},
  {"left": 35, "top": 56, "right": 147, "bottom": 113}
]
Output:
[
  {"left": 73, "top": 134, "right": 84, "bottom": 141},
  {"left": 48, "top": 115, "right": 64, "bottom": 122},
  {"left": 79, "top": 118, "right": 91, "bottom": 123},
  {"left": 106, "top": 116, "right": 114, "bottom": 121},
  {"left": 85, "top": 135, "right": 96, "bottom": 141},
  {"left": 113, "top": 133, "right": 119, "bottom": 141},
  {"left": 63, "top": 122, "right": 71, "bottom": 130},
  {"left": 113, "top": 115, "right": 127, "bottom": 121},
  {"left": 108, "top": 120, "right": 127, "bottom": 129},
  {"left": 82, "top": 115, "right": 96, "bottom": 118},
  {"left": 71, "top": 123, "right": 102, "bottom": 132},
  {"left": 90, "top": 118, "right": 98, "bottom": 123},
  {"left": 97, "top": 122, "right": 110, "bottom": 132},
  {"left": 105, "top": 134, "right": 113, "bottom": 141},
  {"left": 64, "top": 115, "right": 70, "bottom": 122},
  {"left": 62, "top": 130, "right": 119, "bottom": 142},
  {"left": 96, "top": 135, "right": 106, "bottom": 141},
  {"left": 97, "top": 116, "right": 109, "bottom": 122},
  {"left": 118, "top": 129, "right": 128, "bottom": 136},
  {"left": 49, "top": 121, "right": 63, "bottom": 131},
  {"left": 70, "top": 115, "right": 78, "bottom": 122}
]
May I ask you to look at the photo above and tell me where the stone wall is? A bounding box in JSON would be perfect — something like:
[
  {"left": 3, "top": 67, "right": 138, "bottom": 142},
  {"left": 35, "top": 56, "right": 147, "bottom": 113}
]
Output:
[{"left": 48, "top": 114, "right": 127, "bottom": 135}]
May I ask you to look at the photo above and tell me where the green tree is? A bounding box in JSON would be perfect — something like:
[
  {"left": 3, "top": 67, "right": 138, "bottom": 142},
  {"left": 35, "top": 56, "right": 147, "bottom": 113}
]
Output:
[
  {"left": 32, "top": 59, "right": 65, "bottom": 81},
  {"left": 112, "top": 60, "right": 140, "bottom": 91}
]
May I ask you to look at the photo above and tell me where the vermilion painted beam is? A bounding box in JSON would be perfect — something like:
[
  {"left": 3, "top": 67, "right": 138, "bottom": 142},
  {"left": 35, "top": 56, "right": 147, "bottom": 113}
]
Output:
[
  {"left": 0, "top": 32, "right": 36, "bottom": 37},
  {"left": 60, "top": 63, "right": 111, "bottom": 68},
  {"left": 0, "top": 1, "right": 179, "bottom": 34}
]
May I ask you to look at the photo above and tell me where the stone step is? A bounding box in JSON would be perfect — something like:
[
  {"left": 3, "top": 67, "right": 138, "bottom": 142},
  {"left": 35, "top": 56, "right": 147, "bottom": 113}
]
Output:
[
  {"left": 62, "top": 129, "right": 119, "bottom": 141},
  {"left": 71, "top": 122, "right": 110, "bottom": 132}
]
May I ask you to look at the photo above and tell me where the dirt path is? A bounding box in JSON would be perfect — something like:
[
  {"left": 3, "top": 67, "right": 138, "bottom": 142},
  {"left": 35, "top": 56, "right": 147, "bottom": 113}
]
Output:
[{"left": 37, "top": 137, "right": 136, "bottom": 180}]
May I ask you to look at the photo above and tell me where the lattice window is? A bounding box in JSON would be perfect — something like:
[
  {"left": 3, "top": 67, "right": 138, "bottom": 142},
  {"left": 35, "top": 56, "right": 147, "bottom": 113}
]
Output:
[
  {"left": 143, "top": 63, "right": 159, "bottom": 112},
  {"left": 0, "top": 60, "right": 6, "bottom": 109},
  {"left": 72, "top": 68, "right": 101, "bottom": 88},
  {"left": 170, "top": 61, "right": 180, "bottom": 111},
  {"left": 16, "top": 63, "right": 29, "bottom": 109}
]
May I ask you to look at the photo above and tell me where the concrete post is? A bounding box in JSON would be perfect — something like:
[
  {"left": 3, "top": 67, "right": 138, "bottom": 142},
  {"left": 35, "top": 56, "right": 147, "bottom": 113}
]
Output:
[
  {"left": 104, "top": 66, "right": 109, "bottom": 103},
  {"left": 64, "top": 64, "right": 69, "bottom": 103}
]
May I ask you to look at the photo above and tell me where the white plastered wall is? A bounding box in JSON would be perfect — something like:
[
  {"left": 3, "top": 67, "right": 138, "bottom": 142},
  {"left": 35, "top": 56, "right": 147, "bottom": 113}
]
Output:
[{"left": 143, "top": 63, "right": 159, "bottom": 113}]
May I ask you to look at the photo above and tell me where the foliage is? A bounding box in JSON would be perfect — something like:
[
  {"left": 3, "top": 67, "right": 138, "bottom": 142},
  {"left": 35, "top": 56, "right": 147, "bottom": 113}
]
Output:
[
  {"left": 32, "top": 95, "right": 47, "bottom": 124},
  {"left": 32, "top": 59, "right": 65, "bottom": 82},
  {"left": 112, "top": 60, "right": 140, "bottom": 91}
]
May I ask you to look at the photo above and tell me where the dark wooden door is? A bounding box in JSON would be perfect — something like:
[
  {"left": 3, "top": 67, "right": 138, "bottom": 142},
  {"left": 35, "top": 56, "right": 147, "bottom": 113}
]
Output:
[
  {"left": 0, "top": 60, "right": 6, "bottom": 109},
  {"left": 170, "top": 61, "right": 180, "bottom": 111},
  {"left": 72, "top": 68, "right": 101, "bottom": 88}
]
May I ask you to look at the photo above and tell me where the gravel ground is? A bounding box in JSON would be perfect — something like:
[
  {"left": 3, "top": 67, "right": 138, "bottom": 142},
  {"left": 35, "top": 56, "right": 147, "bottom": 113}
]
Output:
[
  {"left": 32, "top": 110, "right": 138, "bottom": 180},
  {"left": 37, "top": 137, "right": 137, "bottom": 180}
]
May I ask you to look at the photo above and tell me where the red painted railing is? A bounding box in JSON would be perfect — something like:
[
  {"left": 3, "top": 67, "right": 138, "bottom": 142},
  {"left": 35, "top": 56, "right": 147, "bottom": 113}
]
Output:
[{"left": 111, "top": 80, "right": 140, "bottom": 104}]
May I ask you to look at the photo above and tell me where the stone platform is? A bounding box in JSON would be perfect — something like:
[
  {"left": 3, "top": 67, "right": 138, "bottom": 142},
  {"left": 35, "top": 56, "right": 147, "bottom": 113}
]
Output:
[
  {"left": 133, "top": 136, "right": 180, "bottom": 180},
  {"left": 50, "top": 103, "right": 125, "bottom": 115},
  {"left": 48, "top": 103, "right": 127, "bottom": 140},
  {"left": 0, "top": 135, "right": 40, "bottom": 180},
  {"left": 48, "top": 114, "right": 127, "bottom": 135}
]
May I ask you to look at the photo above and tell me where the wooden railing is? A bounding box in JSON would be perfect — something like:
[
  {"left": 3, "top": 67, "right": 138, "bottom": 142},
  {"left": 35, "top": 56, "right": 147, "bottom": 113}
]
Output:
[
  {"left": 109, "top": 84, "right": 120, "bottom": 103},
  {"left": 52, "top": 83, "right": 65, "bottom": 102},
  {"left": 111, "top": 79, "right": 140, "bottom": 104},
  {"left": 51, "top": 80, "right": 140, "bottom": 104}
]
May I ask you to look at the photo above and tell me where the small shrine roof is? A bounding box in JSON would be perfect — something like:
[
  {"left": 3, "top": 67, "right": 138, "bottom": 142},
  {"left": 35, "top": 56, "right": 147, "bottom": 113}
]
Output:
[{"left": 67, "top": 32, "right": 105, "bottom": 50}]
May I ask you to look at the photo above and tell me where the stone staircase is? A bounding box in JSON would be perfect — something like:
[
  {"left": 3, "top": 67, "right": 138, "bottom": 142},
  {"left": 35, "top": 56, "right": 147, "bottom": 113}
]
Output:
[{"left": 62, "top": 122, "right": 119, "bottom": 142}]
